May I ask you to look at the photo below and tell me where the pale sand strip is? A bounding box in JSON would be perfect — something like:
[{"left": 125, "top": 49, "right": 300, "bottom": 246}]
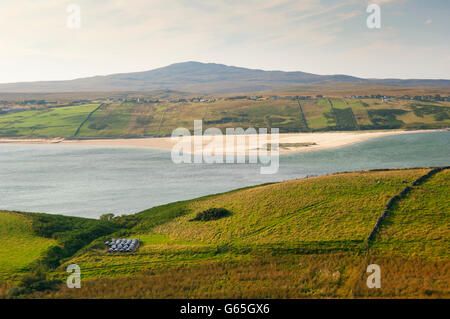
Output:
[{"left": 0, "top": 130, "right": 443, "bottom": 155}]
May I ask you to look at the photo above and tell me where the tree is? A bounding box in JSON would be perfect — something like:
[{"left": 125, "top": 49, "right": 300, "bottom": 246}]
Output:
[{"left": 100, "top": 213, "right": 115, "bottom": 221}]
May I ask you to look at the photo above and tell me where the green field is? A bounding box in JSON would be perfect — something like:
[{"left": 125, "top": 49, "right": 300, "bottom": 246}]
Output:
[
  {"left": 372, "top": 170, "right": 450, "bottom": 259},
  {"left": 151, "top": 169, "right": 427, "bottom": 246},
  {"left": 0, "top": 98, "right": 448, "bottom": 138},
  {"left": 0, "top": 211, "right": 57, "bottom": 281},
  {"left": 1, "top": 168, "right": 448, "bottom": 298},
  {"left": 0, "top": 104, "right": 100, "bottom": 137}
]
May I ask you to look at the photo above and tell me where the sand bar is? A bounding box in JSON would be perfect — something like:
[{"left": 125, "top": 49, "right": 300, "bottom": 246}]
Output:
[{"left": 0, "top": 129, "right": 444, "bottom": 155}]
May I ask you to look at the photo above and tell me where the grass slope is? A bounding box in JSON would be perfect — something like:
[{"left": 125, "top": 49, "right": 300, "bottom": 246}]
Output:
[
  {"left": 151, "top": 169, "right": 428, "bottom": 247},
  {"left": 1, "top": 168, "right": 448, "bottom": 298},
  {"left": 372, "top": 169, "right": 450, "bottom": 259},
  {"left": 0, "top": 104, "right": 100, "bottom": 138},
  {"left": 0, "top": 211, "right": 57, "bottom": 281}
]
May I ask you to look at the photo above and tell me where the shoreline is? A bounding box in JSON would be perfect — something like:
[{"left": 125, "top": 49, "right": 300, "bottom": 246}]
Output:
[{"left": 0, "top": 129, "right": 445, "bottom": 155}]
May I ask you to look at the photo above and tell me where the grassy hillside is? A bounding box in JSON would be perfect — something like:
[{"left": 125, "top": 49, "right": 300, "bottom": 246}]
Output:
[
  {"left": 150, "top": 170, "right": 427, "bottom": 247},
  {"left": 1, "top": 168, "right": 448, "bottom": 298},
  {"left": 372, "top": 169, "right": 450, "bottom": 259},
  {"left": 0, "top": 98, "right": 448, "bottom": 138},
  {"left": 0, "top": 211, "right": 122, "bottom": 297},
  {"left": 0, "top": 211, "right": 57, "bottom": 281},
  {"left": 0, "top": 104, "right": 100, "bottom": 138}
]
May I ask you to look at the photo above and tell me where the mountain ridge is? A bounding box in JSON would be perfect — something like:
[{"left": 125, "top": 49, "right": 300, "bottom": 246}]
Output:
[{"left": 0, "top": 61, "right": 449, "bottom": 94}]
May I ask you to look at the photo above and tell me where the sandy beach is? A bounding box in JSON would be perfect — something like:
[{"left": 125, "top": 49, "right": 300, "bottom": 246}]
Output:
[{"left": 0, "top": 130, "right": 442, "bottom": 155}]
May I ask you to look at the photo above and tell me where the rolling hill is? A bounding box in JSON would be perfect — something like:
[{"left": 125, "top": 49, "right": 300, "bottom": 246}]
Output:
[
  {"left": 0, "top": 62, "right": 449, "bottom": 94},
  {"left": 1, "top": 167, "right": 448, "bottom": 298}
]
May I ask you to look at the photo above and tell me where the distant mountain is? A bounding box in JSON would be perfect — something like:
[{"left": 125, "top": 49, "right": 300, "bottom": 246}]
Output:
[{"left": 0, "top": 61, "right": 449, "bottom": 93}]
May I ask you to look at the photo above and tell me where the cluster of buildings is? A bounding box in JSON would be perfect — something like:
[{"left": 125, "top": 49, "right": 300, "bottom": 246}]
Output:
[
  {"left": 401, "top": 94, "right": 450, "bottom": 102},
  {"left": 349, "top": 94, "right": 392, "bottom": 102},
  {"left": 189, "top": 98, "right": 217, "bottom": 103},
  {"left": 111, "top": 97, "right": 219, "bottom": 104},
  {"left": 348, "top": 94, "right": 449, "bottom": 102},
  {"left": 0, "top": 107, "right": 26, "bottom": 114},
  {"left": 2, "top": 99, "right": 59, "bottom": 106},
  {"left": 225, "top": 95, "right": 323, "bottom": 101},
  {"left": 65, "top": 94, "right": 450, "bottom": 105}
]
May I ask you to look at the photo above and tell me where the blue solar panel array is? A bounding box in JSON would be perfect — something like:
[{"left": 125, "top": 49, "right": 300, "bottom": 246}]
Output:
[{"left": 105, "top": 238, "right": 138, "bottom": 253}]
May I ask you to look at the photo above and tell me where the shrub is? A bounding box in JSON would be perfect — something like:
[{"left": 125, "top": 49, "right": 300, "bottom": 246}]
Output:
[
  {"left": 190, "top": 208, "right": 231, "bottom": 222},
  {"left": 7, "top": 264, "right": 61, "bottom": 298},
  {"left": 100, "top": 213, "right": 115, "bottom": 221},
  {"left": 88, "top": 122, "right": 108, "bottom": 130}
]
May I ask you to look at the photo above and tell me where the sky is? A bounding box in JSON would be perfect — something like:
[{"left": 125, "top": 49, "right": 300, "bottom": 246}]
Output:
[{"left": 0, "top": 0, "right": 449, "bottom": 83}]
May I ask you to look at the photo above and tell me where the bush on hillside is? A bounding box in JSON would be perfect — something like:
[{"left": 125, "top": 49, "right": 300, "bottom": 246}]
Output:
[
  {"left": 190, "top": 208, "right": 231, "bottom": 222},
  {"left": 7, "top": 264, "right": 61, "bottom": 298}
]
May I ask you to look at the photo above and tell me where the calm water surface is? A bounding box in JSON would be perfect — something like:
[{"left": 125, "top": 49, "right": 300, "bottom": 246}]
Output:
[{"left": 0, "top": 131, "right": 448, "bottom": 218}]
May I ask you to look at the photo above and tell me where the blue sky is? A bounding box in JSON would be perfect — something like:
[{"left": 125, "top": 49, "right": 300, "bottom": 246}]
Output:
[{"left": 0, "top": 0, "right": 449, "bottom": 83}]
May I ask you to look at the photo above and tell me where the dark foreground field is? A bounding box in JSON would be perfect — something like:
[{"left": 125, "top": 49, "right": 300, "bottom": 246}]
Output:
[{"left": 0, "top": 167, "right": 448, "bottom": 298}]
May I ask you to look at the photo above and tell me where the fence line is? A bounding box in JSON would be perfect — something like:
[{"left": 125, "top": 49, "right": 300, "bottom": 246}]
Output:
[{"left": 365, "top": 166, "right": 449, "bottom": 248}]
